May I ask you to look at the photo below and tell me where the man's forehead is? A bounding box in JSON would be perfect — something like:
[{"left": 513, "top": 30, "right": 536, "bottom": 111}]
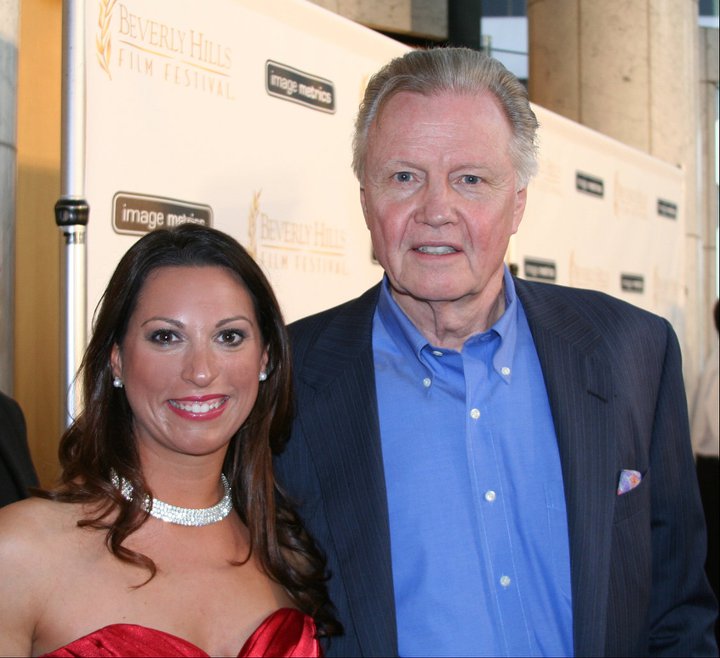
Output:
[
  {"left": 368, "top": 89, "right": 512, "bottom": 147},
  {"left": 373, "top": 89, "right": 504, "bottom": 127}
]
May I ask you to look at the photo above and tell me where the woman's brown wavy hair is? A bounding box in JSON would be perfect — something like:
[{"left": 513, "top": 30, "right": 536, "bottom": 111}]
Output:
[{"left": 38, "top": 224, "right": 340, "bottom": 638}]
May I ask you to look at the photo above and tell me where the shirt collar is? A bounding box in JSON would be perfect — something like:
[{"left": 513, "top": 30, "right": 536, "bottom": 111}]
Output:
[
  {"left": 376, "top": 266, "right": 519, "bottom": 382},
  {"left": 376, "top": 277, "right": 428, "bottom": 362}
]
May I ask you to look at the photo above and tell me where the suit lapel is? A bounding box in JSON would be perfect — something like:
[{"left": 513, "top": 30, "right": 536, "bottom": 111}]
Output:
[
  {"left": 297, "top": 286, "right": 398, "bottom": 655},
  {"left": 516, "top": 279, "right": 616, "bottom": 657}
]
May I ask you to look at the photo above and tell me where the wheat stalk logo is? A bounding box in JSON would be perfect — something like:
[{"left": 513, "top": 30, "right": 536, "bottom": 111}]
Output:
[
  {"left": 247, "top": 190, "right": 261, "bottom": 258},
  {"left": 96, "top": 0, "right": 117, "bottom": 79}
]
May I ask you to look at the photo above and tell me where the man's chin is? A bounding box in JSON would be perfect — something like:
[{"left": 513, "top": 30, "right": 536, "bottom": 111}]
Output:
[{"left": 388, "top": 281, "right": 469, "bottom": 306}]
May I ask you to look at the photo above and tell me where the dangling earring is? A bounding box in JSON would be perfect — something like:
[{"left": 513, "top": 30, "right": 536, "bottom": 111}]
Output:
[
  {"left": 113, "top": 376, "right": 124, "bottom": 389},
  {"left": 258, "top": 371, "right": 268, "bottom": 382}
]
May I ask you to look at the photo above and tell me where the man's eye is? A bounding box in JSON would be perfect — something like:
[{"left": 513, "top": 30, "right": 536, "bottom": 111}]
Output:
[
  {"left": 149, "top": 329, "right": 178, "bottom": 344},
  {"left": 218, "top": 330, "right": 245, "bottom": 346},
  {"left": 393, "top": 172, "right": 413, "bottom": 183},
  {"left": 462, "top": 175, "right": 481, "bottom": 185}
]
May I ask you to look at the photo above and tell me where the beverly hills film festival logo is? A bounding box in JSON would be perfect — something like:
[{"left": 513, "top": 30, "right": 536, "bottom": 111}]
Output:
[
  {"left": 96, "top": 0, "right": 234, "bottom": 99},
  {"left": 246, "top": 190, "right": 349, "bottom": 276}
]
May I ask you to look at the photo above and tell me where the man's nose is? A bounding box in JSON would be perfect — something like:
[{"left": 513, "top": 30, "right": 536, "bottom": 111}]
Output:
[{"left": 419, "top": 179, "right": 454, "bottom": 226}]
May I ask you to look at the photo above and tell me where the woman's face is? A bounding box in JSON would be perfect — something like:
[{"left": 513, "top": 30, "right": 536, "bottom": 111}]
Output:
[{"left": 111, "top": 265, "right": 268, "bottom": 462}]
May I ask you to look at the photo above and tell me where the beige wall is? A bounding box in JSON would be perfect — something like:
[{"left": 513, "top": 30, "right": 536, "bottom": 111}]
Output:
[
  {"left": 698, "top": 26, "right": 719, "bottom": 356},
  {"left": 307, "top": 0, "right": 446, "bottom": 38},
  {"left": 15, "top": 0, "right": 62, "bottom": 486}
]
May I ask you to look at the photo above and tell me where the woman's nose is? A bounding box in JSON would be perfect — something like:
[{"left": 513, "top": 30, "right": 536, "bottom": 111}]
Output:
[{"left": 181, "top": 345, "right": 219, "bottom": 386}]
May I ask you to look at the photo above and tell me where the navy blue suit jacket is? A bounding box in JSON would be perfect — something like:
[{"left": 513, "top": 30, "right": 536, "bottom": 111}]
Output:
[{"left": 275, "top": 278, "right": 718, "bottom": 656}]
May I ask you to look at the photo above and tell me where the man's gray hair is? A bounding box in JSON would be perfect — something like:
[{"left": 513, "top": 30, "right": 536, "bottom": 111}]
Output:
[{"left": 352, "top": 47, "right": 539, "bottom": 189}]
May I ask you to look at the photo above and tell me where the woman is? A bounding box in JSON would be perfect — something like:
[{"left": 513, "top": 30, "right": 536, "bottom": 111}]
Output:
[{"left": 0, "top": 224, "right": 340, "bottom": 657}]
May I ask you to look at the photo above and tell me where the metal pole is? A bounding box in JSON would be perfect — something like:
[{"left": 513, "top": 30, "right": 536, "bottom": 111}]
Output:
[
  {"left": 55, "top": 0, "right": 88, "bottom": 427},
  {"left": 0, "top": 0, "right": 20, "bottom": 395}
]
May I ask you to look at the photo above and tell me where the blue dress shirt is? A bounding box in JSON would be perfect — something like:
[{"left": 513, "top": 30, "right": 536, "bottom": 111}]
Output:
[{"left": 373, "top": 267, "right": 573, "bottom": 657}]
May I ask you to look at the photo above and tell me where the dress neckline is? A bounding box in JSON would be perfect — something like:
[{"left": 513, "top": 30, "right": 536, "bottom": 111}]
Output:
[{"left": 41, "top": 607, "right": 309, "bottom": 657}]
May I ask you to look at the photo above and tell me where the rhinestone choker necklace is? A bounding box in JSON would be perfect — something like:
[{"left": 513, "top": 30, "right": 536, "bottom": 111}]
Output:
[{"left": 110, "top": 470, "right": 233, "bottom": 526}]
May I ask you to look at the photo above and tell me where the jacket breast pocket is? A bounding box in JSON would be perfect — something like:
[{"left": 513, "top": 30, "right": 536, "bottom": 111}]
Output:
[{"left": 613, "top": 468, "right": 651, "bottom": 524}]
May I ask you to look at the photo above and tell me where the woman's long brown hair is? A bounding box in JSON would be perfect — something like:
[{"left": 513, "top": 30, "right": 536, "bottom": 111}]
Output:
[{"left": 37, "top": 224, "right": 341, "bottom": 638}]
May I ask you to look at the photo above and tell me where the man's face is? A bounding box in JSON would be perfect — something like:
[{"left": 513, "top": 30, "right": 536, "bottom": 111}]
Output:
[{"left": 361, "top": 90, "right": 526, "bottom": 311}]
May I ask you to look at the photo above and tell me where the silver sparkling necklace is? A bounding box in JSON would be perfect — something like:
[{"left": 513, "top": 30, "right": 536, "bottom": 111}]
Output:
[{"left": 110, "top": 470, "right": 233, "bottom": 526}]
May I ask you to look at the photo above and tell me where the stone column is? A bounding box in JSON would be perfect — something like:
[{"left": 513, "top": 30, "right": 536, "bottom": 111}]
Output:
[
  {"left": 527, "top": 0, "right": 705, "bottom": 386},
  {"left": 0, "top": 0, "right": 19, "bottom": 394},
  {"left": 698, "top": 26, "right": 719, "bottom": 356},
  {"left": 306, "top": 0, "right": 447, "bottom": 41}
]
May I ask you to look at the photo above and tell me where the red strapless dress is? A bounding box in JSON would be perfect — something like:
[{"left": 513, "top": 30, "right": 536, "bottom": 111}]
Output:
[{"left": 40, "top": 608, "right": 321, "bottom": 657}]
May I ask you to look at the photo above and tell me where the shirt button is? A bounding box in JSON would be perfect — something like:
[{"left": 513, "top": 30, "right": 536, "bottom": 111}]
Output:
[
  {"left": 470, "top": 408, "right": 481, "bottom": 420},
  {"left": 501, "top": 366, "right": 511, "bottom": 376},
  {"left": 422, "top": 377, "right": 432, "bottom": 388},
  {"left": 432, "top": 350, "right": 443, "bottom": 357},
  {"left": 500, "top": 575, "right": 511, "bottom": 588},
  {"left": 484, "top": 490, "right": 496, "bottom": 502}
]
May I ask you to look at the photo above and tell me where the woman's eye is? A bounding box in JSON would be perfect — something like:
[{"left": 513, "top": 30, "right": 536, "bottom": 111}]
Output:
[
  {"left": 149, "top": 329, "right": 178, "bottom": 344},
  {"left": 217, "top": 329, "right": 245, "bottom": 346}
]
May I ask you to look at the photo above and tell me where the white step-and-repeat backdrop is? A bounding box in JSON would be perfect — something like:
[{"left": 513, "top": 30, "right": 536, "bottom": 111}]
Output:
[
  {"left": 86, "top": 0, "right": 407, "bottom": 323},
  {"left": 83, "top": 0, "right": 684, "bottom": 334},
  {"left": 516, "top": 105, "right": 684, "bottom": 334}
]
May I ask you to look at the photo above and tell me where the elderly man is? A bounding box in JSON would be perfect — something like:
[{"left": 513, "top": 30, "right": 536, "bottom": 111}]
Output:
[{"left": 275, "top": 47, "right": 717, "bottom": 657}]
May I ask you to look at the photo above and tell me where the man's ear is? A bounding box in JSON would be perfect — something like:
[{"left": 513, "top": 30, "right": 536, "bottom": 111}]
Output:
[
  {"left": 511, "top": 187, "right": 527, "bottom": 234},
  {"left": 360, "top": 187, "right": 370, "bottom": 229}
]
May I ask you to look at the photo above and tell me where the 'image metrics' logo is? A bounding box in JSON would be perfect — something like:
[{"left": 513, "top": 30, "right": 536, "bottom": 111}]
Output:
[
  {"left": 621, "top": 273, "right": 645, "bottom": 293},
  {"left": 266, "top": 61, "right": 335, "bottom": 113},
  {"left": 524, "top": 257, "right": 557, "bottom": 282},
  {"left": 113, "top": 192, "right": 212, "bottom": 235},
  {"left": 657, "top": 199, "right": 678, "bottom": 220},
  {"left": 576, "top": 172, "right": 604, "bottom": 198}
]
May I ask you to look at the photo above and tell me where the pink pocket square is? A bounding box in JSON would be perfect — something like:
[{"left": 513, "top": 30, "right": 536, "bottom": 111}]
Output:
[{"left": 617, "top": 469, "right": 642, "bottom": 495}]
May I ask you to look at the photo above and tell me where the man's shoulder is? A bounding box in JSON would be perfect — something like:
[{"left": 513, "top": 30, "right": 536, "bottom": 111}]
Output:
[
  {"left": 514, "top": 277, "right": 680, "bottom": 364},
  {"left": 288, "top": 283, "right": 381, "bottom": 341},
  {"left": 514, "top": 277, "right": 669, "bottom": 330}
]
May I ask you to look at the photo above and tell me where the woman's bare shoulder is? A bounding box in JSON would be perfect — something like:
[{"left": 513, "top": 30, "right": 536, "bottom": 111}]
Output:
[
  {"left": 0, "top": 498, "right": 80, "bottom": 656},
  {"left": 0, "top": 497, "right": 80, "bottom": 557}
]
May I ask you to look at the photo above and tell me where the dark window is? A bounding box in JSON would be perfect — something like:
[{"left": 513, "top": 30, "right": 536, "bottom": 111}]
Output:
[
  {"left": 481, "top": 0, "right": 527, "bottom": 18},
  {"left": 698, "top": 0, "right": 717, "bottom": 16}
]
